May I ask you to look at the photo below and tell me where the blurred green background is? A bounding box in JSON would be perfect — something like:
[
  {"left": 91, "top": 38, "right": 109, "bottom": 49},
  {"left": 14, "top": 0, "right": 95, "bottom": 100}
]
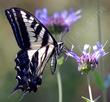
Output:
[{"left": 0, "top": 0, "right": 110, "bottom": 102}]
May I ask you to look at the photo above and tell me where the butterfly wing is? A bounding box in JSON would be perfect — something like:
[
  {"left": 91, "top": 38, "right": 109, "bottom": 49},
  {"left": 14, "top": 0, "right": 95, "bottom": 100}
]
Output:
[
  {"left": 5, "top": 7, "right": 57, "bottom": 50},
  {"left": 15, "top": 44, "right": 55, "bottom": 92},
  {"left": 5, "top": 7, "right": 60, "bottom": 93}
]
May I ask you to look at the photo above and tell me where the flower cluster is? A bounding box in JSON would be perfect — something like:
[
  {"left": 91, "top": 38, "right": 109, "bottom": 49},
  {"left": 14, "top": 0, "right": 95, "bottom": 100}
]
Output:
[
  {"left": 35, "top": 8, "right": 81, "bottom": 34},
  {"left": 66, "top": 42, "right": 108, "bottom": 74}
]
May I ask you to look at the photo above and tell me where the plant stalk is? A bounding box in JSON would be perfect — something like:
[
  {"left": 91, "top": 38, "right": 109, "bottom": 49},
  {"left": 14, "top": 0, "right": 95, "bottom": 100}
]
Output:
[
  {"left": 87, "top": 75, "right": 93, "bottom": 102},
  {"left": 57, "top": 68, "right": 62, "bottom": 102}
]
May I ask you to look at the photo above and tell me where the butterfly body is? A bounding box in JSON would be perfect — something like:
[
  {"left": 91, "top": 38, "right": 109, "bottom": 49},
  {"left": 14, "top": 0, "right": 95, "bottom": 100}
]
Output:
[{"left": 5, "top": 7, "right": 63, "bottom": 93}]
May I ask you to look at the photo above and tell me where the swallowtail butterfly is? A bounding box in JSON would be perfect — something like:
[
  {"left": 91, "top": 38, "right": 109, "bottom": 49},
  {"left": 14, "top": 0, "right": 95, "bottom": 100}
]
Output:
[{"left": 5, "top": 7, "right": 64, "bottom": 93}]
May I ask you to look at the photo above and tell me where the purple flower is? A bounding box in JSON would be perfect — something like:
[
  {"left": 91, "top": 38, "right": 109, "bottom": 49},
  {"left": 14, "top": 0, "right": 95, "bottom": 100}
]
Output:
[
  {"left": 66, "top": 42, "right": 108, "bottom": 74},
  {"left": 35, "top": 8, "right": 81, "bottom": 34},
  {"left": 35, "top": 8, "right": 48, "bottom": 25}
]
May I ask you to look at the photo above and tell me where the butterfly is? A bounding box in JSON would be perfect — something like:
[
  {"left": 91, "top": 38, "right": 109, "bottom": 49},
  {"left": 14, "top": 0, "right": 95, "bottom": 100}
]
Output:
[{"left": 5, "top": 7, "right": 64, "bottom": 93}]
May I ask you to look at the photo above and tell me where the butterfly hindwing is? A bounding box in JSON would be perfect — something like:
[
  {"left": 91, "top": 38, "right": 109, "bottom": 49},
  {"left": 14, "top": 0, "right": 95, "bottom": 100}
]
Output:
[
  {"left": 15, "top": 44, "right": 55, "bottom": 92},
  {"left": 5, "top": 7, "right": 57, "bottom": 50}
]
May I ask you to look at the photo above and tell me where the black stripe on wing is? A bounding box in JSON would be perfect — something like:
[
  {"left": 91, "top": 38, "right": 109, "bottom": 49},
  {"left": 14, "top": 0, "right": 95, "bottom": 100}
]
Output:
[
  {"left": 5, "top": 7, "right": 57, "bottom": 50},
  {"left": 5, "top": 9, "right": 30, "bottom": 49},
  {"left": 30, "top": 44, "right": 55, "bottom": 76}
]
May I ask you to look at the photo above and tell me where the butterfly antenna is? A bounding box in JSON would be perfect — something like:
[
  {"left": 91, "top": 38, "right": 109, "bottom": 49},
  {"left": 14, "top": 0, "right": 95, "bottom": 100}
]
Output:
[
  {"left": 64, "top": 45, "right": 74, "bottom": 62},
  {"left": 64, "top": 48, "right": 69, "bottom": 62}
]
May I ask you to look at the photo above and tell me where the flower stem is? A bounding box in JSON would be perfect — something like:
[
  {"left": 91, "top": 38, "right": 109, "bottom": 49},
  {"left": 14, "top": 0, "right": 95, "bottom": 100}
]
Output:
[
  {"left": 96, "top": 0, "right": 107, "bottom": 101},
  {"left": 87, "top": 75, "right": 93, "bottom": 102},
  {"left": 57, "top": 68, "right": 62, "bottom": 102}
]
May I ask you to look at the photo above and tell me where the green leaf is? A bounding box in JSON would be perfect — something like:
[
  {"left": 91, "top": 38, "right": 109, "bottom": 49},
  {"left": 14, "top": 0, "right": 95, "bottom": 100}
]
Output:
[
  {"left": 82, "top": 96, "right": 92, "bottom": 102},
  {"left": 82, "top": 96, "right": 101, "bottom": 102},
  {"left": 57, "top": 56, "right": 64, "bottom": 66},
  {"left": 93, "top": 71, "right": 106, "bottom": 91}
]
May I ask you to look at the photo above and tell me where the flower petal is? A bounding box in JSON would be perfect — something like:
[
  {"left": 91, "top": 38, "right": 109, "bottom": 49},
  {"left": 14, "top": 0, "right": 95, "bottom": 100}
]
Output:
[
  {"left": 83, "top": 44, "right": 90, "bottom": 55},
  {"left": 53, "top": 12, "right": 60, "bottom": 18},
  {"left": 93, "top": 42, "right": 108, "bottom": 60},
  {"left": 93, "top": 49, "right": 108, "bottom": 60},
  {"left": 66, "top": 51, "right": 80, "bottom": 62},
  {"left": 65, "top": 10, "right": 81, "bottom": 26},
  {"left": 60, "top": 10, "right": 68, "bottom": 19},
  {"left": 35, "top": 8, "right": 48, "bottom": 24},
  {"left": 93, "top": 42, "right": 102, "bottom": 52}
]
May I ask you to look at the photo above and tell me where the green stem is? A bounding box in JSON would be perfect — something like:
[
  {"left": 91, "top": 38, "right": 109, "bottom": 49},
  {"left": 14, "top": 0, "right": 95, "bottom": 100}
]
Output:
[
  {"left": 96, "top": 0, "right": 107, "bottom": 101},
  {"left": 57, "top": 68, "right": 62, "bottom": 102},
  {"left": 87, "top": 75, "right": 93, "bottom": 102}
]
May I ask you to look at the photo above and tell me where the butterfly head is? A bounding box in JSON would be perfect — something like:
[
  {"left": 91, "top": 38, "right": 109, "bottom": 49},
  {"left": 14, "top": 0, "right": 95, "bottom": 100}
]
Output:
[{"left": 57, "top": 41, "right": 64, "bottom": 55}]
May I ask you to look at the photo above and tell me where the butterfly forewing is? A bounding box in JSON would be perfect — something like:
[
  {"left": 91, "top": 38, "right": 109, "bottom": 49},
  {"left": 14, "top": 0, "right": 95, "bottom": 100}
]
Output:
[
  {"left": 5, "top": 7, "right": 57, "bottom": 50},
  {"left": 14, "top": 44, "right": 55, "bottom": 92}
]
